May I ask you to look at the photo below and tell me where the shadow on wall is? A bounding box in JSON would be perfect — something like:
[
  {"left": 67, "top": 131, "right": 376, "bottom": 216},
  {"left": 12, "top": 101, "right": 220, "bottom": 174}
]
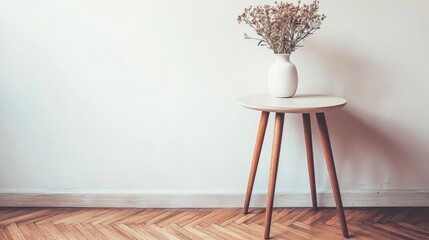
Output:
[
  {"left": 305, "top": 41, "right": 429, "bottom": 189},
  {"left": 328, "top": 109, "right": 429, "bottom": 189},
  {"left": 302, "top": 40, "right": 391, "bottom": 106}
]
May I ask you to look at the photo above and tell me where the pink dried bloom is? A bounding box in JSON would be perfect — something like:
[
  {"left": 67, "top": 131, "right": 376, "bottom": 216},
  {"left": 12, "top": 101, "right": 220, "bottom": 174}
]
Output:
[{"left": 237, "top": 0, "right": 326, "bottom": 54}]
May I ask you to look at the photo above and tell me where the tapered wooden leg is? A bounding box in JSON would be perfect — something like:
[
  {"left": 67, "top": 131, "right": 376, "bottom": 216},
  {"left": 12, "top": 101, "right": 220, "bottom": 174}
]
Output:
[
  {"left": 302, "top": 113, "right": 317, "bottom": 210},
  {"left": 244, "top": 111, "right": 270, "bottom": 214},
  {"left": 316, "top": 112, "right": 350, "bottom": 238},
  {"left": 264, "top": 112, "right": 284, "bottom": 239}
]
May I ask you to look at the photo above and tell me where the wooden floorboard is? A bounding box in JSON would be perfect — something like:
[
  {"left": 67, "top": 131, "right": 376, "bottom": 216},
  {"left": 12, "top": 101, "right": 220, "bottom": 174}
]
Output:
[{"left": 0, "top": 207, "right": 428, "bottom": 239}]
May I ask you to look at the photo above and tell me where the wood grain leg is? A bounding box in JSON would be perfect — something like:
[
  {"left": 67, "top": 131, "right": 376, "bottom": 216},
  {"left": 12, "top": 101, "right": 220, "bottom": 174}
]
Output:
[
  {"left": 264, "top": 112, "right": 284, "bottom": 239},
  {"left": 316, "top": 112, "right": 350, "bottom": 238},
  {"left": 244, "top": 111, "right": 270, "bottom": 214},
  {"left": 302, "top": 113, "right": 317, "bottom": 210}
]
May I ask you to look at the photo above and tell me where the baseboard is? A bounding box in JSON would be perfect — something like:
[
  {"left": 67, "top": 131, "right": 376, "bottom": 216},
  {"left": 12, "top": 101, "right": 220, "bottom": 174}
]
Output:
[{"left": 0, "top": 190, "right": 428, "bottom": 208}]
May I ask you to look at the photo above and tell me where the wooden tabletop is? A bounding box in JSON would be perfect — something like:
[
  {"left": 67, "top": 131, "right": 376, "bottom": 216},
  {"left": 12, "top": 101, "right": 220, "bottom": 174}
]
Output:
[{"left": 238, "top": 94, "right": 347, "bottom": 113}]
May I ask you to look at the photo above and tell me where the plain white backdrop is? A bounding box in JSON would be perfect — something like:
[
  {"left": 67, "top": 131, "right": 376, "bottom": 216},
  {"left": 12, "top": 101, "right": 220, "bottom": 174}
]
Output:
[{"left": 0, "top": 0, "right": 428, "bottom": 201}]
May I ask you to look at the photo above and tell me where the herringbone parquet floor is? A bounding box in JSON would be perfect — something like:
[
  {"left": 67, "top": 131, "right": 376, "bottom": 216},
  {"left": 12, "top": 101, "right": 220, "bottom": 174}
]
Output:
[{"left": 0, "top": 207, "right": 428, "bottom": 239}]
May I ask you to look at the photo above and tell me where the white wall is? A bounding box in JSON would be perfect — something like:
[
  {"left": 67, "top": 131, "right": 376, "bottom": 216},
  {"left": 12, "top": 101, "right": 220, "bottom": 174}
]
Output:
[{"left": 0, "top": 0, "right": 428, "bottom": 203}]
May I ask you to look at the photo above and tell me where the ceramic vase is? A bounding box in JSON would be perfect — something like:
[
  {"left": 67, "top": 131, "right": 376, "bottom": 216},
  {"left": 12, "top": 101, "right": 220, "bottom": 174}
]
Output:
[{"left": 268, "top": 54, "right": 298, "bottom": 98}]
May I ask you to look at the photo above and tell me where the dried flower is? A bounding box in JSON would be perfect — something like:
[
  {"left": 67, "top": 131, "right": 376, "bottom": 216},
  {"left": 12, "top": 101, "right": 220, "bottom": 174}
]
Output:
[{"left": 237, "top": 0, "right": 326, "bottom": 54}]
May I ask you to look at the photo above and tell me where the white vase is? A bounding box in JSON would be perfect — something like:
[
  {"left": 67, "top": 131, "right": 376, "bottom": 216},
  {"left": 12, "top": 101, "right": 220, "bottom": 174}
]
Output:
[{"left": 268, "top": 54, "right": 298, "bottom": 98}]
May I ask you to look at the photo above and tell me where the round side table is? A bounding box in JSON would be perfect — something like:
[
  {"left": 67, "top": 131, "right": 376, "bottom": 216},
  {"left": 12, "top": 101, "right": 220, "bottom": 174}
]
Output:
[{"left": 238, "top": 94, "right": 349, "bottom": 239}]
